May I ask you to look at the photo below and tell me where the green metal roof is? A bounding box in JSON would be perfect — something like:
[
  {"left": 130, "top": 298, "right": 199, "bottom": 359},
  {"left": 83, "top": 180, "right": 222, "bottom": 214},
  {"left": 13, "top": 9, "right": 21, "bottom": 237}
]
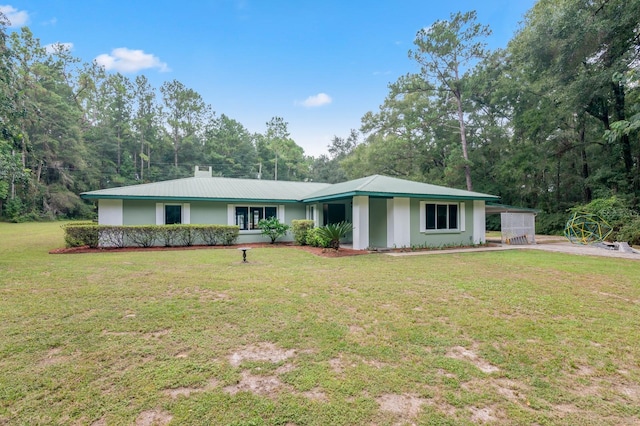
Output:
[
  {"left": 301, "top": 175, "right": 499, "bottom": 202},
  {"left": 81, "top": 176, "right": 332, "bottom": 202},
  {"left": 81, "top": 174, "right": 499, "bottom": 203}
]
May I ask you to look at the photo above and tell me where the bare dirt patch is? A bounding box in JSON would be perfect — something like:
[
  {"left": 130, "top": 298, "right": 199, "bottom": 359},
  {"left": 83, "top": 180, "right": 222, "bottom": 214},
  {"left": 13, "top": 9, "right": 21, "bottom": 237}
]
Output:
[
  {"left": 469, "top": 405, "right": 498, "bottom": 423},
  {"left": 229, "top": 342, "right": 295, "bottom": 367},
  {"left": 223, "top": 370, "right": 285, "bottom": 396},
  {"left": 39, "top": 347, "right": 68, "bottom": 367},
  {"left": 493, "top": 378, "right": 530, "bottom": 404},
  {"left": 446, "top": 346, "right": 500, "bottom": 374},
  {"left": 163, "top": 378, "right": 219, "bottom": 399},
  {"left": 134, "top": 409, "right": 173, "bottom": 426},
  {"left": 377, "top": 393, "right": 427, "bottom": 420},
  {"left": 90, "top": 417, "right": 106, "bottom": 426},
  {"left": 302, "top": 388, "right": 329, "bottom": 402},
  {"left": 329, "top": 357, "right": 345, "bottom": 374}
]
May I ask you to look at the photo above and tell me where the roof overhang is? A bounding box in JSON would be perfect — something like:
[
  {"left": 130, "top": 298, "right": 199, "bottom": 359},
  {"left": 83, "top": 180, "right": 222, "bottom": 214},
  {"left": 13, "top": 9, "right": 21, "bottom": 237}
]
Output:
[{"left": 303, "top": 191, "right": 499, "bottom": 203}]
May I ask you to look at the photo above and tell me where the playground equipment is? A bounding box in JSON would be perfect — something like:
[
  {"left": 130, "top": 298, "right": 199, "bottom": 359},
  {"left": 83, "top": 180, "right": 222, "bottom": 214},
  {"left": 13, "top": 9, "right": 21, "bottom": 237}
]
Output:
[{"left": 563, "top": 212, "right": 613, "bottom": 245}]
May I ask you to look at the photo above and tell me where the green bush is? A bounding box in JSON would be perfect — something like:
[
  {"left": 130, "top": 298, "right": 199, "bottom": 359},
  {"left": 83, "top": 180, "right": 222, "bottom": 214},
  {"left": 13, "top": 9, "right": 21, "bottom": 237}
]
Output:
[
  {"left": 126, "top": 226, "right": 157, "bottom": 248},
  {"left": 196, "top": 225, "right": 240, "bottom": 246},
  {"left": 219, "top": 226, "right": 239, "bottom": 245},
  {"left": 61, "top": 224, "right": 241, "bottom": 248},
  {"left": 569, "top": 196, "right": 639, "bottom": 242},
  {"left": 99, "top": 226, "right": 126, "bottom": 248},
  {"left": 257, "top": 217, "right": 289, "bottom": 244},
  {"left": 291, "top": 220, "right": 314, "bottom": 245},
  {"left": 175, "top": 225, "right": 197, "bottom": 247},
  {"left": 158, "top": 226, "right": 180, "bottom": 247},
  {"left": 198, "top": 226, "right": 220, "bottom": 245},
  {"left": 305, "top": 227, "right": 331, "bottom": 248},
  {"left": 617, "top": 217, "right": 640, "bottom": 245},
  {"left": 62, "top": 223, "right": 99, "bottom": 248}
]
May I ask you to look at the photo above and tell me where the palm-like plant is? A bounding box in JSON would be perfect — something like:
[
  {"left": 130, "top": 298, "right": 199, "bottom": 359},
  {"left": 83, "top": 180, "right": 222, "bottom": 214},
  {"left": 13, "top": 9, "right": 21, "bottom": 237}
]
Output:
[{"left": 317, "top": 221, "right": 353, "bottom": 250}]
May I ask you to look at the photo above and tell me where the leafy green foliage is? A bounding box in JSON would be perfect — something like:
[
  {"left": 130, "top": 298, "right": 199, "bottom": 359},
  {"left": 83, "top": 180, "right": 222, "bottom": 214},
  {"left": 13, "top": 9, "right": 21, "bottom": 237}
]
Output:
[
  {"left": 257, "top": 217, "right": 289, "bottom": 244},
  {"left": 305, "top": 227, "right": 331, "bottom": 248},
  {"left": 125, "top": 226, "right": 157, "bottom": 248},
  {"left": 61, "top": 224, "right": 240, "bottom": 248},
  {"left": 317, "top": 221, "right": 353, "bottom": 250},
  {"left": 569, "top": 197, "right": 640, "bottom": 243},
  {"left": 61, "top": 222, "right": 99, "bottom": 248},
  {"left": 291, "top": 219, "right": 314, "bottom": 245}
]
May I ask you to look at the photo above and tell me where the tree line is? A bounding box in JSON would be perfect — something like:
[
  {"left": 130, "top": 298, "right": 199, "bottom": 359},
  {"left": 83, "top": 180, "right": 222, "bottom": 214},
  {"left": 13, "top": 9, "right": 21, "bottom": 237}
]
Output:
[{"left": 2, "top": 0, "right": 639, "bottom": 235}]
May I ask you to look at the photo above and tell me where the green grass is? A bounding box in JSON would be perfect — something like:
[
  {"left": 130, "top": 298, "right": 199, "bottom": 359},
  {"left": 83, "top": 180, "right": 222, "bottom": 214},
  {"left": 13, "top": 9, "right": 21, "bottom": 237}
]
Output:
[{"left": 1, "top": 222, "right": 639, "bottom": 425}]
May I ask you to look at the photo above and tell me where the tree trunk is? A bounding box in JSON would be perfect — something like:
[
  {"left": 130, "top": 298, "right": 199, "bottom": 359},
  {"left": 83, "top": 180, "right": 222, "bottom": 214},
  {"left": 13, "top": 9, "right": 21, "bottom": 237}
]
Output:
[
  {"left": 611, "top": 82, "right": 633, "bottom": 181},
  {"left": 140, "top": 134, "right": 144, "bottom": 181},
  {"left": 579, "top": 123, "right": 592, "bottom": 202},
  {"left": 455, "top": 89, "right": 473, "bottom": 191}
]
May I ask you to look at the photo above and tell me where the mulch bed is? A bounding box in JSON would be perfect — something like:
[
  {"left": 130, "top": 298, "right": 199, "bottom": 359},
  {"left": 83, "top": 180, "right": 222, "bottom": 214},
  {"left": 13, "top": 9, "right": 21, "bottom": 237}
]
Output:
[{"left": 49, "top": 242, "right": 368, "bottom": 258}]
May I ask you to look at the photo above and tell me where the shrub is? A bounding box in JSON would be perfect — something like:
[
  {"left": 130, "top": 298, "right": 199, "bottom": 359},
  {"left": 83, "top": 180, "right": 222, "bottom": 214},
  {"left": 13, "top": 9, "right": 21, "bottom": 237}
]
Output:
[
  {"left": 61, "top": 223, "right": 241, "bottom": 248},
  {"left": 257, "top": 217, "right": 289, "bottom": 244},
  {"left": 569, "top": 196, "right": 639, "bottom": 242},
  {"left": 99, "top": 226, "right": 126, "bottom": 248},
  {"left": 158, "top": 226, "right": 180, "bottom": 247},
  {"left": 617, "top": 217, "right": 640, "bottom": 245},
  {"left": 305, "top": 227, "right": 330, "bottom": 248},
  {"left": 317, "top": 221, "right": 353, "bottom": 250},
  {"left": 291, "top": 220, "right": 314, "bottom": 245},
  {"left": 198, "top": 226, "right": 220, "bottom": 245},
  {"left": 62, "top": 223, "right": 99, "bottom": 248},
  {"left": 126, "top": 226, "right": 157, "bottom": 248},
  {"left": 175, "top": 225, "right": 197, "bottom": 247},
  {"left": 220, "top": 226, "right": 240, "bottom": 245},
  {"left": 195, "top": 225, "right": 240, "bottom": 246}
]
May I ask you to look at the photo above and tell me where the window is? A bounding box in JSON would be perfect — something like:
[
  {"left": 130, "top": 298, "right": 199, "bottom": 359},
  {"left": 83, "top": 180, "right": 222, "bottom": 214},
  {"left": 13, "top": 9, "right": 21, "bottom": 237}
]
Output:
[
  {"left": 235, "top": 206, "right": 277, "bottom": 230},
  {"left": 323, "top": 203, "right": 346, "bottom": 226},
  {"left": 165, "top": 205, "right": 182, "bottom": 224},
  {"left": 421, "top": 202, "right": 459, "bottom": 231}
]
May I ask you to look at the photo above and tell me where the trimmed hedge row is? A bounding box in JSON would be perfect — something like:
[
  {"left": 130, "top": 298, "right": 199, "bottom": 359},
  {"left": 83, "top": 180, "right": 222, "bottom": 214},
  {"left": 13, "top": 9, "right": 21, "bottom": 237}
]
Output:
[{"left": 62, "top": 224, "right": 239, "bottom": 248}]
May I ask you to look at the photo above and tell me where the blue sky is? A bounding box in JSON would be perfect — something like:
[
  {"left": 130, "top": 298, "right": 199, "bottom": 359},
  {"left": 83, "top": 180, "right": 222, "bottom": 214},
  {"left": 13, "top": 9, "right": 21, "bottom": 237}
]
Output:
[{"left": 2, "top": 1, "right": 536, "bottom": 157}]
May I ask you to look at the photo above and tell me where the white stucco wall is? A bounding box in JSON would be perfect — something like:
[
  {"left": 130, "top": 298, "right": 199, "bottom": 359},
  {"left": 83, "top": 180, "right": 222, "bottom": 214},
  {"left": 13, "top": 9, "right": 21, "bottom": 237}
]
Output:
[
  {"left": 352, "top": 195, "right": 370, "bottom": 250},
  {"left": 473, "top": 200, "right": 486, "bottom": 244},
  {"left": 98, "top": 199, "right": 123, "bottom": 225},
  {"left": 387, "top": 197, "right": 410, "bottom": 248}
]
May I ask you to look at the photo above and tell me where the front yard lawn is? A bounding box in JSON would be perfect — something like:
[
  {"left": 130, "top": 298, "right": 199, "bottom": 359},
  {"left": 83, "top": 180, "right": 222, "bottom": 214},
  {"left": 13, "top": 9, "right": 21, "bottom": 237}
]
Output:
[{"left": 1, "top": 222, "right": 639, "bottom": 425}]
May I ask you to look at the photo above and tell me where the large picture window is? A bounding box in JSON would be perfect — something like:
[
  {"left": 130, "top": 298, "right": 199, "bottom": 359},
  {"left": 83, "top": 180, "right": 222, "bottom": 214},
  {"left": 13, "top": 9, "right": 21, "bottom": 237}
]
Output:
[
  {"left": 421, "top": 202, "right": 459, "bottom": 231},
  {"left": 235, "top": 206, "right": 277, "bottom": 230}
]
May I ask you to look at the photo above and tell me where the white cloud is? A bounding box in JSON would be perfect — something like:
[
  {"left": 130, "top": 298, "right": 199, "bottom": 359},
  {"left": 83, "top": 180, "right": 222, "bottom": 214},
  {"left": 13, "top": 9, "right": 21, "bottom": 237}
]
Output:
[
  {"left": 94, "top": 48, "right": 170, "bottom": 73},
  {"left": 0, "top": 5, "right": 29, "bottom": 27},
  {"left": 299, "top": 93, "right": 332, "bottom": 108},
  {"left": 44, "top": 42, "right": 74, "bottom": 54}
]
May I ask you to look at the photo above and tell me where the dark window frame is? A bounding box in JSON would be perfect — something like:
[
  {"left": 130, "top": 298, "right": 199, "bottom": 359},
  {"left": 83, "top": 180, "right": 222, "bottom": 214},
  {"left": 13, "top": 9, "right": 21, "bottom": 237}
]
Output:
[
  {"left": 165, "top": 204, "right": 182, "bottom": 225},
  {"left": 424, "top": 202, "right": 459, "bottom": 231},
  {"left": 235, "top": 206, "right": 278, "bottom": 231}
]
